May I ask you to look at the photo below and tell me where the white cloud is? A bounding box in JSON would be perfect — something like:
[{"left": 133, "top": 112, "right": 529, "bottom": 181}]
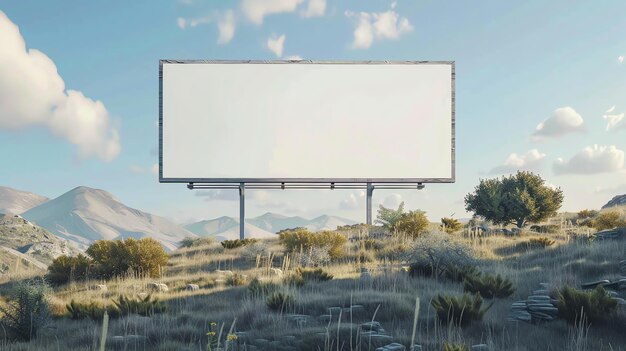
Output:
[
  {"left": 177, "top": 17, "right": 187, "bottom": 29},
  {"left": 533, "top": 106, "right": 584, "bottom": 139},
  {"left": 619, "top": 56, "right": 624, "bottom": 64},
  {"left": 553, "top": 145, "right": 624, "bottom": 175},
  {"left": 382, "top": 193, "right": 403, "bottom": 208},
  {"left": 267, "top": 34, "right": 286, "bottom": 57},
  {"left": 217, "top": 10, "right": 236, "bottom": 44},
  {"left": 241, "top": 0, "right": 304, "bottom": 24},
  {"left": 301, "top": 0, "right": 326, "bottom": 18},
  {"left": 151, "top": 164, "right": 159, "bottom": 175},
  {"left": 339, "top": 190, "right": 365, "bottom": 210},
  {"left": 606, "top": 105, "right": 616, "bottom": 113},
  {"left": 603, "top": 112, "right": 625, "bottom": 131},
  {"left": 489, "top": 149, "right": 547, "bottom": 174},
  {"left": 345, "top": 3, "right": 413, "bottom": 49},
  {"left": 195, "top": 189, "right": 288, "bottom": 208},
  {"left": 0, "top": 11, "right": 120, "bottom": 161}
]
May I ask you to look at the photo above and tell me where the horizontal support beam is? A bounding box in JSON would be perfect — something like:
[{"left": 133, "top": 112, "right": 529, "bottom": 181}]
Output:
[{"left": 187, "top": 182, "right": 425, "bottom": 190}]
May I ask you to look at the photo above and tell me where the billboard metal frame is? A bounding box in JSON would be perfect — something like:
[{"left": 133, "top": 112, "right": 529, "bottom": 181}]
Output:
[{"left": 159, "top": 60, "right": 455, "bottom": 239}]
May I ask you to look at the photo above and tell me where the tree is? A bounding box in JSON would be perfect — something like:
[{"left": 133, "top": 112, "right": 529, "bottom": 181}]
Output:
[
  {"left": 47, "top": 254, "right": 91, "bottom": 285},
  {"left": 396, "top": 210, "right": 430, "bottom": 238},
  {"left": 464, "top": 171, "right": 563, "bottom": 228},
  {"left": 375, "top": 202, "right": 405, "bottom": 232},
  {"left": 441, "top": 217, "right": 462, "bottom": 234}
]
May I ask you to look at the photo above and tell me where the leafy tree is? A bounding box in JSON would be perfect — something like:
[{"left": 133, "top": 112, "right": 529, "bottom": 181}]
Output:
[
  {"left": 441, "top": 217, "right": 462, "bottom": 234},
  {"left": 375, "top": 201, "right": 405, "bottom": 232},
  {"left": 395, "top": 210, "right": 430, "bottom": 238},
  {"left": 464, "top": 171, "right": 563, "bottom": 228},
  {"left": 47, "top": 254, "right": 91, "bottom": 285}
]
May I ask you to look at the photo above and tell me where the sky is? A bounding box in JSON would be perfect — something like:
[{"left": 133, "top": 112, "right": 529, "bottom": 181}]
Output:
[{"left": 0, "top": 0, "right": 625, "bottom": 225}]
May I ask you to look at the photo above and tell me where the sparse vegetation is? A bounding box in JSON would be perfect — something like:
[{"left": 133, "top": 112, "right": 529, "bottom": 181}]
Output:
[
  {"left": 0, "top": 278, "right": 50, "bottom": 341},
  {"left": 65, "top": 300, "right": 119, "bottom": 320},
  {"left": 179, "top": 237, "right": 214, "bottom": 248},
  {"left": 465, "top": 171, "right": 564, "bottom": 228},
  {"left": 86, "top": 237, "right": 169, "bottom": 279},
  {"left": 295, "top": 267, "right": 333, "bottom": 283},
  {"left": 396, "top": 210, "right": 430, "bottom": 238},
  {"left": 463, "top": 273, "right": 514, "bottom": 298},
  {"left": 442, "top": 342, "right": 469, "bottom": 351},
  {"left": 112, "top": 294, "right": 165, "bottom": 317},
  {"left": 593, "top": 211, "right": 626, "bottom": 231},
  {"left": 221, "top": 238, "right": 259, "bottom": 249},
  {"left": 527, "top": 237, "right": 555, "bottom": 248},
  {"left": 266, "top": 292, "right": 295, "bottom": 312},
  {"left": 556, "top": 285, "right": 618, "bottom": 326},
  {"left": 431, "top": 293, "right": 490, "bottom": 327},
  {"left": 279, "top": 229, "right": 347, "bottom": 259},
  {"left": 47, "top": 253, "right": 91, "bottom": 285},
  {"left": 375, "top": 202, "right": 406, "bottom": 232},
  {"left": 441, "top": 217, "right": 463, "bottom": 234}
]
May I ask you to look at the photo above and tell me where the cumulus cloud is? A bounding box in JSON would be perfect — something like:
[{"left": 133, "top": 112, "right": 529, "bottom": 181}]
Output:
[
  {"left": 345, "top": 2, "right": 413, "bottom": 49},
  {"left": 0, "top": 11, "right": 121, "bottom": 161},
  {"left": 301, "top": 0, "right": 326, "bottom": 18},
  {"left": 241, "top": 0, "right": 304, "bottom": 24},
  {"left": 267, "top": 34, "right": 286, "bottom": 57},
  {"left": 382, "top": 194, "right": 403, "bottom": 208},
  {"left": 532, "top": 106, "right": 584, "bottom": 139},
  {"left": 217, "top": 10, "right": 236, "bottom": 44},
  {"left": 553, "top": 145, "right": 624, "bottom": 175},
  {"left": 619, "top": 56, "right": 624, "bottom": 64},
  {"left": 339, "top": 190, "right": 365, "bottom": 210},
  {"left": 489, "top": 149, "right": 547, "bottom": 174}
]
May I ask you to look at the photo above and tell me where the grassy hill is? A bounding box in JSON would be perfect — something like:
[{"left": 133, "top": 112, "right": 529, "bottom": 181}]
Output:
[{"left": 1, "top": 218, "right": 625, "bottom": 350}]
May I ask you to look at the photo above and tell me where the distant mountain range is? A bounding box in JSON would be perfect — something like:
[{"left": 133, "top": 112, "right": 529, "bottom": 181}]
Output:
[
  {"left": 185, "top": 213, "right": 357, "bottom": 241},
  {"left": 0, "top": 186, "right": 48, "bottom": 215}
]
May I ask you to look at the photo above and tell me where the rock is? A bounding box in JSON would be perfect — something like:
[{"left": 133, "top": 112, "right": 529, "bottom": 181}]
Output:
[
  {"left": 361, "top": 321, "right": 384, "bottom": 332},
  {"left": 594, "top": 228, "right": 626, "bottom": 241},
  {"left": 471, "top": 345, "right": 489, "bottom": 351},
  {"left": 533, "top": 290, "right": 549, "bottom": 295},
  {"left": 581, "top": 280, "right": 610, "bottom": 289},
  {"left": 612, "top": 297, "right": 626, "bottom": 305},
  {"left": 360, "top": 331, "right": 393, "bottom": 344},
  {"left": 148, "top": 282, "right": 169, "bottom": 292},
  {"left": 186, "top": 284, "right": 199, "bottom": 291},
  {"left": 376, "top": 342, "right": 405, "bottom": 351}
]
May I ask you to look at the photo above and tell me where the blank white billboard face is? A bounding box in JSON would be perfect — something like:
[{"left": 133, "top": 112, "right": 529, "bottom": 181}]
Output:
[{"left": 160, "top": 61, "right": 454, "bottom": 182}]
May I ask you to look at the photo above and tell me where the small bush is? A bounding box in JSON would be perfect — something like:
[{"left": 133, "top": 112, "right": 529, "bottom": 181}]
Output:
[
  {"left": 86, "top": 238, "right": 169, "bottom": 279},
  {"left": 0, "top": 278, "right": 50, "bottom": 341},
  {"left": 443, "top": 265, "right": 480, "bottom": 283},
  {"left": 296, "top": 268, "right": 333, "bottom": 282},
  {"left": 361, "top": 238, "right": 384, "bottom": 251},
  {"left": 47, "top": 254, "right": 91, "bottom": 285},
  {"left": 577, "top": 209, "right": 599, "bottom": 220},
  {"left": 279, "top": 229, "right": 347, "bottom": 259},
  {"left": 66, "top": 300, "right": 120, "bottom": 320},
  {"left": 112, "top": 294, "right": 165, "bottom": 317},
  {"left": 463, "top": 273, "right": 514, "bottom": 298},
  {"left": 221, "top": 238, "right": 259, "bottom": 249},
  {"left": 431, "top": 293, "right": 491, "bottom": 327},
  {"left": 248, "top": 277, "right": 279, "bottom": 297},
  {"left": 442, "top": 342, "right": 469, "bottom": 351},
  {"left": 407, "top": 232, "right": 475, "bottom": 278},
  {"left": 527, "top": 237, "right": 555, "bottom": 248},
  {"left": 593, "top": 211, "right": 626, "bottom": 231},
  {"left": 408, "top": 261, "right": 436, "bottom": 278},
  {"left": 266, "top": 292, "right": 295, "bottom": 312},
  {"left": 529, "top": 224, "right": 560, "bottom": 233},
  {"left": 441, "top": 217, "right": 463, "bottom": 234},
  {"left": 395, "top": 210, "right": 430, "bottom": 238},
  {"left": 179, "top": 237, "right": 214, "bottom": 248},
  {"left": 556, "top": 285, "right": 618, "bottom": 326},
  {"left": 226, "top": 273, "right": 247, "bottom": 286}
]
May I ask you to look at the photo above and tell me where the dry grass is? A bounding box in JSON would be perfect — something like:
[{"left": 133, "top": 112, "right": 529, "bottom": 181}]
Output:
[{"left": 1, "top": 223, "right": 625, "bottom": 350}]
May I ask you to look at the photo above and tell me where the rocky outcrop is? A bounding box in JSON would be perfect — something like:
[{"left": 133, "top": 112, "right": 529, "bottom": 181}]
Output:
[{"left": 602, "top": 194, "right": 626, "bottom": 209}]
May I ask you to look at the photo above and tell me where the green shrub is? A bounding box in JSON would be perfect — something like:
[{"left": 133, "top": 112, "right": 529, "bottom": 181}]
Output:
[
  {"left": 47, "top": 253, "right": 91, "bottom": 285},
  {"left": 442, "top": 342, "right": 469, "bottom": 351},
  {"left": 431, "top": 293, "right": 491, "bottom": 327},
  {"left": 530, "top": 224, "right": 560, "bottom": 233},
  {"left": 112, "top": 294, "right": 165, "bottom": 317},
  {"left": 361, "top": 238, "right": 383, "bottom": 251},
  {"left": 296, "top": 268, "right": 333, "bottom": 282},
  {"left": 179, "top": 237, "right": 214, "bottom": 248},
  {"left": 527, "top": 237, "right": 555, "bottom": 248},
  {"left": 266, "top": 292, "right": 295, "bottom": 312},
  {"left": 226, "top": 273, "right": 247, "bottom": 286},
  {"left": 0, "top": 278, "right": 51, "bottom": 341},
  {"left": 86, "top": 238, "right": 169, "bottom": 279},
  {"left": 279, "top": 229, "right": 347, "bottom": 259},
  {"left": 441, "top": 217, "right": 463, "bottom": 234},
  {"left": 395, "top": 210, "right": 430, "bottom": 238},
  {"left": 66, "top": 300, "right": 120, "bottom": 320},
  {"left": 248, "top": 277, "right": 279, "bottom": 297},
  {"left": 408, "top": 261, "right": 437, "bottom": 278},
  {"left": 593, "top": 211, "right": 626, "bottom": 231},
  {"left": 463, "top": 273, "right": 514, "bottom": 298},
  {"left": 556, "top": 285, "right": 618, "bottom": 326},
  {"left": 577, "top": 209, "right": 599, "bottom": 220},
  {"left": 221, "top": 238, "right": 259, "bottom": 249}
]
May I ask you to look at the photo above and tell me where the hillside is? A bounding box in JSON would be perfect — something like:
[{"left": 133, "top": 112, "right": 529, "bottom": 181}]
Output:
[
  {"left": 0, "top": 186, "right": 48, "bottom": 215},
  {"left": 603, "top": 194, "right": 626, "bottom": 209},
  {"left": 22, "top": 186, "right": 196, "bottom": 251}
]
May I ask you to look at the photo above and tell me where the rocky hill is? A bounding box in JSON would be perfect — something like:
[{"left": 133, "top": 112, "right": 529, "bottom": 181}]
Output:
[{"left": 602, "top": 194, "right": 626, "bottom": 209}]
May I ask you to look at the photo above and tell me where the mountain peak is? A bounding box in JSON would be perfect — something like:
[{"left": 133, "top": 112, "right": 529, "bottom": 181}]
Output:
[{"left": 0, "top": 186, "right": 49, "bottom": 215}]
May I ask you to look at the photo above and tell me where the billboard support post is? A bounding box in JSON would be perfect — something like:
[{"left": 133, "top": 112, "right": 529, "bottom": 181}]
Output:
[
  {"left": 366, "top": 183, "right": 374, "bottom": 226},
  {"left": 239, "top": 182, "right": 245, "bottom": 240}
]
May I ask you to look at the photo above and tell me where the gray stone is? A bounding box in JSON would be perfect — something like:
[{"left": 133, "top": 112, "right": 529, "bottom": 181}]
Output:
[
  {"left": 533, "top": 289, "right": 549, "bottom": 295},
  {"left": 612, "top": 297, "right": 626, "bottom": 305},
  {"left": 471, "top": 344, "right": 489, "bottom": 351},
  {"left": 186, "top": 283, "right": 199, "bottom": 291},
  {"left": 376, "top": 343, "right": 406, "bottom": 351},
  {"left": 360, "top": 332, "right": 393, "bottom": 344},
  {"left": 581, "top": 280, "right": 610, "bottom": 289},
  {"left": 148, "top": 282, "right": 168, "bottom": 292},
  {"left": 270, "top": 268, "right": 283, "bottom": 276},
  {"left": 361, "top": 321, "right": 384, "bottom": 332}
]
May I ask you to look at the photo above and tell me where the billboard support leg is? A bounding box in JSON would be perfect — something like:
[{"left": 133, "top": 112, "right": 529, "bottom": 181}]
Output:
[
  {"left": 239, "top": 182, "right": 245, "bottom": 240},
  {"left": 366, "top": 183, "right": 374, "bottom": 227}
]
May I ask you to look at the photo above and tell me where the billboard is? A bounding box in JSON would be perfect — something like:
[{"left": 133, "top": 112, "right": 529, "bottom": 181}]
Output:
[{"left": 159, "top": 60, "right": 454, "bottom": 183}]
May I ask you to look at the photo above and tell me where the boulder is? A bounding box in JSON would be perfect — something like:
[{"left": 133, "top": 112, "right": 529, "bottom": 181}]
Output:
[
  {"left": 361, "top": 321, "right": 384, "bottom": 332},
  {"left": 148, "top": 282, "right": 169, "bottom": 292},
  {"left": 270, "top": 268, "right": 283, "bottom": 276},
  {"left": 186, "top": 284, "right": 199, "bottom": 291}
]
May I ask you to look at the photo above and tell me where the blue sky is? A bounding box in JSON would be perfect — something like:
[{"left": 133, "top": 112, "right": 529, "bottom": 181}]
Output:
[{"left": 0, "top": 0, "right": 625, "bottom": 224}]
